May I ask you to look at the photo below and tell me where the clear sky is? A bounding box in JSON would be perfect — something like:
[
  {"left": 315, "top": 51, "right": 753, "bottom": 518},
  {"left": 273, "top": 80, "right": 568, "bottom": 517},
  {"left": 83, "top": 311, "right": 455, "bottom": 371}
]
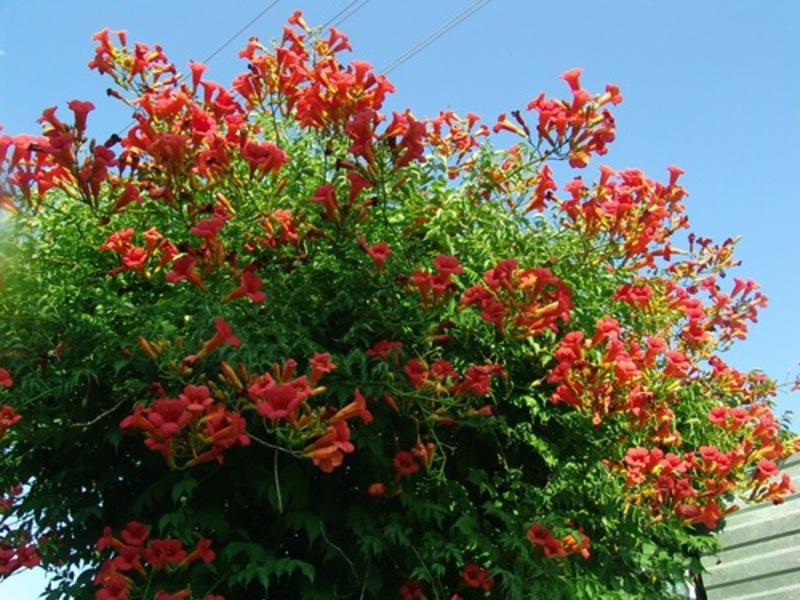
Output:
[{"left": 1, "top": 0, "right": 799, "bottom": 595}]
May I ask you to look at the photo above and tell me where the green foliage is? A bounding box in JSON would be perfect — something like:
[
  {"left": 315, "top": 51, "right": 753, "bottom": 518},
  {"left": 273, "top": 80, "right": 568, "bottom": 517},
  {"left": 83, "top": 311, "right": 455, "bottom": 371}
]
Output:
[{"left": 0, "top": 13, "right": 796, "bottom": 600}]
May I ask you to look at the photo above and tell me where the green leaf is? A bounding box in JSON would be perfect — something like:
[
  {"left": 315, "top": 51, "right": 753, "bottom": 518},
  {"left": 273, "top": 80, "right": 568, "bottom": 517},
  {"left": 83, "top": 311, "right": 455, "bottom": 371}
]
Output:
[{"left": 171, "top": 476, "right": 199, "bottom": 505}]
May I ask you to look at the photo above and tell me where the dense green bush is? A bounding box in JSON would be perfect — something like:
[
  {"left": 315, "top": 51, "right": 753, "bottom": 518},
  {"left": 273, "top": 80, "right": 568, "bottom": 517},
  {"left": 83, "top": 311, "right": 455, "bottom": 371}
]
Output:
[{"left": 0, "top": 12, "right": 796, "bottom": 599}]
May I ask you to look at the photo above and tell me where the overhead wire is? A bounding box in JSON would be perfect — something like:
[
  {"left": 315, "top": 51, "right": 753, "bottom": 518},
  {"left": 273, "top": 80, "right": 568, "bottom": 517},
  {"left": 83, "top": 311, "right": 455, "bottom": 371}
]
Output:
[
  {"left": 115, "top": 0, "right": 282, "bottom": 134},
  {"left": 381, "top": 0, "right": 493, "bottom": 75},
  {"left": 322, "top": 0, "right": 372, "bottom": 30},
  {"left": 199, "top": 0, "right": 283, "bottom": 65},
  {"left": 115, "top": 0, "right": 493, "bottom": 134}
]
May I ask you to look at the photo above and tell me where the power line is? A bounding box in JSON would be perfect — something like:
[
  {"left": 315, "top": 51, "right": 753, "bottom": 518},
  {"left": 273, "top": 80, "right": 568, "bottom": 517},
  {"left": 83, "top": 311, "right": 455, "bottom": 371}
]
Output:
[
  {"left": 200, "top": 0, "right": 283, "bottom": 65},
  {"left": 115, "top": 1, "right": 282, "bottom": 135},
  {"left": 332, "top": 0, "right": 371, "bottom": 30},
  {"left": 322, "top": 0, "right": 371, "bottom": 30},
  {"left": 116, "top": 0, "right": 492, "bottom": 133},
  {"left": 381, "top": 0, "right": 493, "bottom": 75}
]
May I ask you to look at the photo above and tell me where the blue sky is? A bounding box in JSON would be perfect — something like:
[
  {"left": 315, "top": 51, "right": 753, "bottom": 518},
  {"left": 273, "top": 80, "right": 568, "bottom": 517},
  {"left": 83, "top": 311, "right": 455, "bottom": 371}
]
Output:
[{"left": 1, "top": 0, "right": 799, "bottom": 595}]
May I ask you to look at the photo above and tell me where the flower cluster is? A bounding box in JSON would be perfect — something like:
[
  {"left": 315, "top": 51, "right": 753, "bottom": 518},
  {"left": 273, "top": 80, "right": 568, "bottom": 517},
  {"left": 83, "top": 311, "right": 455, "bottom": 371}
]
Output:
[
  {"left": 428, "top": 110, "right": 488, "bottom": 178},
  {"left": 304, "top": 388, "right": 373, "bottom": 473},
  {"left": 394, "top": 443, "right": 436, "bottom": 477},
  {"left": 99, "top": 226, "right": 178, "bottom": 277},
  {"left": 95, "top": 521, "right": 219, "bottom": 600},
  {"left": 494, "top": 67, "right": 621, "bottom": 168},
  {"left": 0, "top": 406, "right": 19, "bottom": 443},
  {"left": 247, "top": 358, "right": 317, "bottom": 422},
  {"left": 461, "top": 259, "right": 572, "bottom": 337},
  {"left": 461, "top": 562, "right": 495, "bottom": 591},
  {"left": 618, "top": 401, "right": 797, "bottom": 530},
  {"left": 408, "top": 255, "right": 464, "bottom": 307},
  {"left": 546, "top": 316, "right": 689, "bottom": 435},
  {"left": 120, "top": 383, "right": 249, "bottom": 468},
  {"left": 364, "top": 339, "right": 404, "bottom": 361},
  {"left": 0, "top": 538, "right": 40, "bottom": 577},
  {"left": 236, "top": 13, "right": 428, "bottom": 184},
  {"left": 557, "top": 166, "right": 688, "bottom": 270},
  {"left": 403, "top": 358, "right": 501, "bottom": 402},
  {"left": 0, "top": 369, "right": 20, "bottom": 441},
  {"left": 0, "top": 482, "right": 41, "bottom": 577},
  {"left": 663, "top": 275, "right": 768, "bottom": 352},
  {"left": 527, "top": 523, "right": 590, "bottom": 559},
  {"left": 90, "top": 28, "right": 289, "bottom": 196}
]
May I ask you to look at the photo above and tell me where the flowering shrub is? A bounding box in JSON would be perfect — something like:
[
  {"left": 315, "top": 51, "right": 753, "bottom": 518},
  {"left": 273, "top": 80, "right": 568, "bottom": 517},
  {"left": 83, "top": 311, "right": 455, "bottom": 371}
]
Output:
[{"left": 0, "top": 11, "right": 797, "bottom": 599}]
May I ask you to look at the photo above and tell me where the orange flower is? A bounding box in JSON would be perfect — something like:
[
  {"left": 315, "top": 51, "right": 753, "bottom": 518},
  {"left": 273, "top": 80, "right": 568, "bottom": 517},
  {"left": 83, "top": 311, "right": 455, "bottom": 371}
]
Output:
[
  {"left": 222, "top": 266, "right": 266, "bottom": 304},
  {"left": 0, "top": 406, "right": 22, "bottom": 438},
  {"left": 330, "top": 388, "right": 373, "bottom": 425},
  {"left": 304, "top": 422, "right": 355, "bottom": 473},
  {"left": 393, "top": 450, "right": 419, "bottom": 476},
  {"left": 192, "top": 319, "right": 240, "bottom": 361},
  {"left": 367, "top": 483, "right": 386, "bottom": 497},
  {"left": 367, "top": 242, "right": 391, "bottom": 272},
  {"left": 0, "top": 368, "right": 13, "bottom": 388}
]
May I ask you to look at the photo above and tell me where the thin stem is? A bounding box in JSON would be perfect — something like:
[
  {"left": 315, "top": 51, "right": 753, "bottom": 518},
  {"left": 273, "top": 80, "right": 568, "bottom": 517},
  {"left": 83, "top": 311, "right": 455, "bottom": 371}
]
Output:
[
  {"left": 320, "top": 521, "right": 358, "bottom": 579},
  {"left": 274, "top": 449, "right": 284, "bottom": 514},
  {"left": 68, "top": 399, "right": 126, "bottom": 428},
  {"left": 246, "top": 432, "right": 302, "bottom": 457}
]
